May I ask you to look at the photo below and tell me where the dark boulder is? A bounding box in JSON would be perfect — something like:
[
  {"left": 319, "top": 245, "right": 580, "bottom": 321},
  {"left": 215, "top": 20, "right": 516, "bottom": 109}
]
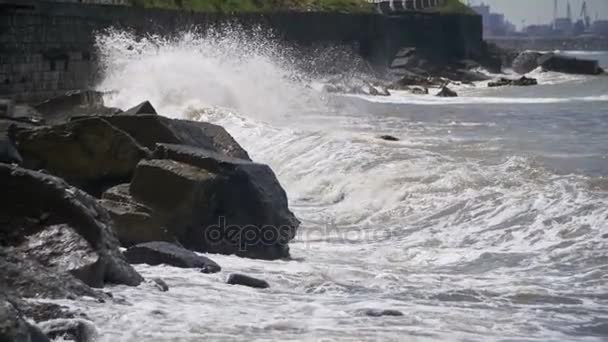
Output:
[
  {"left": 123, "top": 241, "right": 220, "bottom": 273},
  {"left": 378, "top": 135, "right": 399, "bottom": 141},
  {"left": 33, "top": 90, "right": 120, "bottom": 124},
  {"left": 226, "top": 274, "right": 269, "bottom": 289},
  {"left": 38, "top": 319, "right": 97, "bottom": 342},
  {"left": 122, "top": 101, "right": 157, "bottom": 116},
  {"left": 488, "top": 76, "right": 538, "bottom": 87},
  {"left": 0, "top": 164, "right": 143, "bottom": 288},
  {"left": 539, "top": 53, "right": 604, "bottom": 75},
  {"left": 0, "top": 300, "right": 50, "bottom": 342},
  {"left": 99, "top": 184, "right": 169, "bottom": 247},
  {"left": 512, "top": 51, "right": 543, "bottom": 74},
  {"left": 436, "top": 87, "right": 458, "bottom": 97},
  {"left": 103, "top": 115, "right": 250, "bottom": 160},
  {"left": 15, "top": 117, "right": 150, "bottom": 195},
  {"left": 0, "top": 124, "right": 22, "bottom": 165},
  {"left": 359, "top": 309, "right": 404, "bottom": 317}
]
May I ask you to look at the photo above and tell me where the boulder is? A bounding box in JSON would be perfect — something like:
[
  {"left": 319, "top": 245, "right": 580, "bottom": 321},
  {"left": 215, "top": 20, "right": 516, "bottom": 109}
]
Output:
[
  {"left": 0, "top": 164, "right": 143, "bottom": 288},
  {"left": 103, "top": 115, "right": 250, "bottom": 160},
  {"left": 512, "top": 51, "right": 543, "bottom": 74},
  {"left": 226, "top": 274, "right": 269, "bottom": 289},
  {"left": 33, "top": 90, "right": 120, "bottom": 124},
  {"left": 123, "top": 241, "right": 220, "bottom": 273},
  {"left": 436, "top": 87, "right": 458, "bottom": 97},
  {"left": 18, "top": 224, "right": 108, "bottom": 288},
  {"left": 15, "top": 117, "right": 150, "bottom": 195},
  {"left": 0, "top": 124, "right": 22, "bottom": 165},
  {"left": 539, "top": 53, "right": 604, "bottom": 75},
  {"left": 0, "top": 300, "right": 50, "bottom": 342},
  {"left": 149, "top": 278, "right": 169, "bottom": 292},
  {"left": 99, "top": 184, "right": 169, "bottom": 247},
  {"left": 488, "top": 76, "right": 538, "bottom": 87},
  {"left": 125, "top": 144, "right": 299, "bottom": 260},
  {"left": 359, "top": 309, "right": 404, "bottom": 317},
  {"left": 38, "top": 319, "right": 97, "bottom": 342},
  {"left": 391, "top": 74, "right": 439, "bottom": 89},
  {"left": 378, "top": 135, "right": 399, "bottom": 141},
  {"left": 410, "top": 86, "right": 428, "bottom": 95},
  {"left": 121, "top": 101, "right": 157, "bottom": 116}
]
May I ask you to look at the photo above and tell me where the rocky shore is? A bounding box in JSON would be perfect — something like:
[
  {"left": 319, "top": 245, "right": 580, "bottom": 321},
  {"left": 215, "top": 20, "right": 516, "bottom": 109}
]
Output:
[{"left": 0, "top": 91, "right": 299, "bottom": 341}]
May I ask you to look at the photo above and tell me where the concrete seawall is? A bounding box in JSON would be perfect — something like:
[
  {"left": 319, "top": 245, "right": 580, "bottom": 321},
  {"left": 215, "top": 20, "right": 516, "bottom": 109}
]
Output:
[{"left": 0, "top": 0, "right": 482, "bottom": 102}]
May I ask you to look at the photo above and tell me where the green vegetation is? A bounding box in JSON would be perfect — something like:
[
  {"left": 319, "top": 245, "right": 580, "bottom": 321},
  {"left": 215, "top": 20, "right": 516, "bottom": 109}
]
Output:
[
  {"left": 128, "top": 0, "right": 374, "bottom": 13},
  {"left": 423, "top": 0, "right": 476, "bottom": 15}
]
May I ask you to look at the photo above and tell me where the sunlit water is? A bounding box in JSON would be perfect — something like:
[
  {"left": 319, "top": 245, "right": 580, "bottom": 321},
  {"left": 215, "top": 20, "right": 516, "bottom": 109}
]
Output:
[{"left": 54, "top": 31, "right": 608, "bottom": 341}]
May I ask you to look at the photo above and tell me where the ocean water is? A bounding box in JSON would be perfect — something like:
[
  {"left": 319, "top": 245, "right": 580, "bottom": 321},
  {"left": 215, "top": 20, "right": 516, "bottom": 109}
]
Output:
[{"left": 59, "top": 31, "right": 608, "bottom": 341}]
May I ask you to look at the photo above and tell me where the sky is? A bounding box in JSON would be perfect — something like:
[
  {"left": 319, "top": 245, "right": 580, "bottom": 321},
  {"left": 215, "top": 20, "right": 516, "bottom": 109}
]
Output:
[{"left": 466, "top": 0, "right": 608, "bottom": 28}]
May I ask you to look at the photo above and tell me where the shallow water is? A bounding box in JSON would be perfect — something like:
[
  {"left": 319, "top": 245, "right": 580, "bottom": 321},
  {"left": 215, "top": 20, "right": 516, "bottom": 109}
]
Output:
[{"left": 61, "top": 32, "right": 608, "bottom": 341}]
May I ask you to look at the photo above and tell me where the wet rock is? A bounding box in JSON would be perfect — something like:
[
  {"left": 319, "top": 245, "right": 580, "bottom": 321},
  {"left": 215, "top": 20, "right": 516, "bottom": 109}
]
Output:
[
  {"left": 18, "top": 224, "right": 107, "bottom": 288},
  {"left": 148, "top": 144, "right": 299, "bottom": 259},
  {"left": 0, "top": 300, "right": 50, "bottom": 342},
  {"left": 149, "top": 278, "right": 169, "bottom": 292},
  {"left": 378, "top": 135, "right": 399, "bottom": 141},
  {"left": 226, "top": 274, "right": 269, "bottom": 289},
  {"left": 409, "top": 86, "right": 429, "bottom": 95},
  {"left": 38, "top": 319, "right": 97, "bottom": 342},
  {"left": 488, "top": 76, "right": 538, "bottom": 87},
  {"left": 124, "top": 241, "right": 220, "bottom": 273},
  {"left": 539, "top": 53, "right": 604, "bottom": 75},
  {"left": 391, "top": 74, "right": 440, "bottom": 89},
  {"left": 34, "top": 90, "right": 120, "bottom": 124},
  {"left": 0, "top": 164, "right": 143, "bottom": 288},
  {"left": 0, "top": 123, "right": 22, "bottom": 164},
  {"left": 360, "top": 309, "right": 404, "bottom": 317},
  {"left": 103, "top": 115, "right": 250, "bottom": 160},
  {"left": 15, "top": 117, "right": 150, "bottom": 195},
  {"left": 99, "top": 184, "right": 169, "bottom": 247},
  {"left": 512, "top": 51, "right": 543, "bottom": 74},
  {"left": 436, "top": 86, "right": 458, "bottom": 97},
  {"left": 122, "top": 101, "right": 157, "bottom": 116}
]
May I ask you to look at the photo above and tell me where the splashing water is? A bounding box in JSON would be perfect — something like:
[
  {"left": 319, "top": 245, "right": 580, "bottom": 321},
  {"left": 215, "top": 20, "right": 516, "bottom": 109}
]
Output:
[{"left": 89, "top": 30, "right": 608, "bottom": 341}]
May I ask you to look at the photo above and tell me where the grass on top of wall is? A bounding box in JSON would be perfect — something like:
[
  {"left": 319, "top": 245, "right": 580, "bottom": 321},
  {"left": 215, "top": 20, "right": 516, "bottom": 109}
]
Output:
[
  {"left": 128, "top": 0, "right": 374, "bottom": 13},
  {"left": 423, "top": 0, "right": 476, "bottom": 15}
]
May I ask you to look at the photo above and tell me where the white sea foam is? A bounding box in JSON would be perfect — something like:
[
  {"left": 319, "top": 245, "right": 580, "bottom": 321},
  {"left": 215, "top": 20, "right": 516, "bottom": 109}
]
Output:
[{"left": 89, "top": 30, "right": 608, "bottom": 341}]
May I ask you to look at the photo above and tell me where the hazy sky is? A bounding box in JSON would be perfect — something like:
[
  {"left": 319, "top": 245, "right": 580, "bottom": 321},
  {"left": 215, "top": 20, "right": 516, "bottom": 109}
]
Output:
[{"left": 467, "top": 0, "right": 608, "bottom": 28}]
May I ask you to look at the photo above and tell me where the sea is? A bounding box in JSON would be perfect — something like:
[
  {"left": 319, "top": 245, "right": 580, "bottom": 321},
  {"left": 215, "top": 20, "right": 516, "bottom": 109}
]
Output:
[{"left": 52, "top": 31, "right": 608, "bottom": 341}]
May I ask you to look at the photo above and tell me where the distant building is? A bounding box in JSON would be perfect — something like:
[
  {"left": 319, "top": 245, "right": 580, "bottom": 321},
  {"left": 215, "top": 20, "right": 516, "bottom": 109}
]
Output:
[
  {"left": 471, "top": 2, "right": 514, "bottom": 36},
  {"left": 592, "top": 20, "right": 608, "bottom": 35},
  {"left": 523, "top": 24, "right": 554, "bottom": 36},
  {"left": 554, "top": 17, "right": 573, "bottom": 34}
]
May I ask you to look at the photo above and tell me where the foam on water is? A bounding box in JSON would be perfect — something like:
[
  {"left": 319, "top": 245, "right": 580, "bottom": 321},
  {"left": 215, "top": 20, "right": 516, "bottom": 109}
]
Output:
[{"left": 83, "top": 30, "right": 608, "bottom": 341}]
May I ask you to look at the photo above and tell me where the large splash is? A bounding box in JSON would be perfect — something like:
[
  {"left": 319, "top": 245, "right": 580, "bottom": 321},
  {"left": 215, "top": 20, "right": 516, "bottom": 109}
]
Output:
[{"left": 95, "top": 27, "right": 328, "bottom": 122}]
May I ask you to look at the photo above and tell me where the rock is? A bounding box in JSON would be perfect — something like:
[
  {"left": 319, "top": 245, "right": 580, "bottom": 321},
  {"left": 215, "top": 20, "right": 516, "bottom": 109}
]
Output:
[
  {"left": 18, "top": 224, "right": 108, "bottom": 288},
  {"left": 539, "top": 53, "right": 604, "bottom": 75},
  {"left": 226, "top": 274, "right": 269, "bottom": 289},
  {"left": 103, "top": 115, "right": 250, "bottom": 160},
  {"left": 15, "top": 117, "right": 150, "bottom": 195},
  {"left": 378, "top": 135, "right": 399, "bottom": 141},
  {"left": 122, "top": 101, "right": 157, "bottom": 116},
  {"left": 0, "top": 300, "right": 50, "bottom": 342},
  {"left": 148, "top": 143, "right": 299, "bottom": 259},
  {"left": 389, "top": 47, "right": 418, "bottom": 69},
  {"left": 0, "top": 164, "right": 143, "bottom": 288},
  {"left": 436, "top": 87, "right": 458, "bottom": 97},
  {"left": 488, "top": 76, "right": 538, "bottom": 87},
  {"left": 38, "top": 319, "right": 97, "bottom": 342},
  {"left": 0, "top": 124, "right": 22, "bottom": 164},
  {"left": 0, "top": 99, "right": 14, "bottom": 118},
  {"left": 33, "top": 90, "right": 120, "bottom": 124},
  {"left": 374, "top": 85, "right": 391, "bottom": 96},
  {"left": 360, "top": 309, "right": 404, "bottom": 317},
  {"left": 410, "top": 86, "right": 428, "bottom": 95},
  {"left": 391, "top": 74, "right": 439, "bottom": 89},
  {"left": 124, "top": 242, "right": 220, "bottom": 273},
  {"left": 98, "top": 184, "right": 169, "bottom": 247},
  {"left": 512, "top": 51, "right": 543, "bottom": 74},
  {"left": 149, "top": 278, "right": 169, "bottom": 292}
]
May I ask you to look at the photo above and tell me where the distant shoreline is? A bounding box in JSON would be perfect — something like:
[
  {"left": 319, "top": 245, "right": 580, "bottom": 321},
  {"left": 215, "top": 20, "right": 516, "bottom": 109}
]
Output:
[{"left": 489, "top": 36, "right": 608, "bottom": 52}]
